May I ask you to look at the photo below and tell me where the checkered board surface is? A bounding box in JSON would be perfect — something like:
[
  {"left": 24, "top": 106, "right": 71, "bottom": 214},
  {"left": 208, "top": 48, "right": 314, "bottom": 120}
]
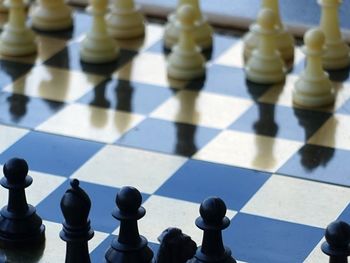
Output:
[{"left": 0, "top": 9, "right": 349, "bottom": 263}]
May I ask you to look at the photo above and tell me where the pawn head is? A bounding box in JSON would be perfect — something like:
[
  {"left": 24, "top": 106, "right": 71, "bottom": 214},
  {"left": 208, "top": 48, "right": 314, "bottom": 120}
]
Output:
[
  {"left": 200, "top": 197, "right": 227, "bottom": 225},
  {"left": 177, "top": 4, "right": 196, "bottom": 26},
  {"left": 325, "top": 221, "right": 350, "bottom": 248},
  {"left": 257, "top": 8, "right": 276, "bottom": 31},
  {"left": 304, "top": 28, "right": 325, "bottom": 50},
  {"left": 116, "top": 186, "right": 142, "bottom": 213},
  {"left": 3, "top": 158, "right": 28, "bottom": 185}
]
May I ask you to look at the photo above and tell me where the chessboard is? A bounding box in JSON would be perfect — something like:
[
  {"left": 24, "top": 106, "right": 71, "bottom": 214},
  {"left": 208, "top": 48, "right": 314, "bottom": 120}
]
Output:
[{"left": 0, "top": 4, "right": 349, "bottom": 263}]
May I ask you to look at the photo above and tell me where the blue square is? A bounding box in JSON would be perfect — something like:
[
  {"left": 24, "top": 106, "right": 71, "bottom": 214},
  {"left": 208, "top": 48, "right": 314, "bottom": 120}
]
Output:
[
  {"left": 77, "top": 78, "right": 175, "bottom": 114},
  {"left": 186, "top": 65, "right": 272, "bottom": 99},
  {"left": 229, "top": 103, "right": 331, "bottom": 141},
  {"left": 44, "top": 42, "right": 137, "bottom": 76},
  {"left": 225, "top": 213, "right": 324, "bottom": 263},
  {"left": 155, "top": 159, "right": 271, "bottom": 210},
  {"left": 0, "top": 60, "right": 32, "bottom": 91},
  {"left": 116, "top": 118, "right": 220, "bottom": 157},
  {"left": 0, "top": 131, "right": 103, "bottom": 177},
  {"left": 337, "top": 203, "right": 350, "bottom": 222},
  {"left": 278, "top": 144, "right": 350, "bottom": 186},
  {"left": 37, "top": 180, "right": 150, "bottom": 233},
  {"left": 290, "top": 59, "right": 305, "bottom": 75},
  {"left": 0, "top": 92, "right": 65, "bottom": 129}
]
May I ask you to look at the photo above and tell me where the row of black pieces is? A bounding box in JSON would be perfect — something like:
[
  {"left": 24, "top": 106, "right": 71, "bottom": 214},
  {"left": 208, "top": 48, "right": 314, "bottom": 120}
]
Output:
[{"left": 0, "top": 158, "right": 348, "bottom": 263}]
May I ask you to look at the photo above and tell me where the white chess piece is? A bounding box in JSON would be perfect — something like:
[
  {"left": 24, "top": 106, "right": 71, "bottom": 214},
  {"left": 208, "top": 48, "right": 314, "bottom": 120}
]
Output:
[
  {"left": 0, "top": 0, "right": 28, "bottom": 13},
  {"left": 0, "top": 0, "right": 7, "bottom": 12},
  {"left": 0, "top": 0, "right": 37, "bottom": 56},
  {"left": 80, "top": 0, "right": 119, "bottom": 64},
  {"left": 167, "top": 4, "right": 206, "bottom": 80},
  {"left": 31, "top": 0, "right": 73, "bottom": 31},
  {"left": 164, "top": 0, "right": 212, "bottom": 50},
  {"left": 245, "top": 8, "right": 286, "bottom": 84},
  {"left": 293, "top": 28, "right": 335, "bottom": 107},
  {"left": 243, "top": 0, "right": 294, "bottom": 67},
  {"left": 319, "top": 0, "right": 350, "bottom": 70},
  {"left": 106, "top": 0, "right": 145, "bottom": 39}
]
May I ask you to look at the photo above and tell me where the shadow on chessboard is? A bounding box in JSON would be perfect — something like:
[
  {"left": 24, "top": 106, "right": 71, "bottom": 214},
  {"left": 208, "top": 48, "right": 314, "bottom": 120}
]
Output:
[{"left": 0, "top": 158, "right": 348, "bottom": 263}]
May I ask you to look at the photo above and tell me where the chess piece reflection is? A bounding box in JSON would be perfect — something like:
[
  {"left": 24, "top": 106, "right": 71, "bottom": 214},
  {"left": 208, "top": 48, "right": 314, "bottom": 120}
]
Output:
[
  {"left": 246, "top": 81, "right": 283, "bottom": 171},
  {"left": 114, "top": 62, "right": 134, "bottom": 133},
  {"left": 39, "top": 48, "right": 70, "bottom": 110},
  {"left": 294, "top": 109, "right": 336, "bottom": 171},
  {"left": 174, "top": 78, "right": 205, "bottom": 156}
]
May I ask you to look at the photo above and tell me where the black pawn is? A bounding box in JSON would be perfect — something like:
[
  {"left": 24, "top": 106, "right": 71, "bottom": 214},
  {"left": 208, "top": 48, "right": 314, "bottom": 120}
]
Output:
[
  {"left": 105, "top": 186, "right": 154, "bottom": 263},
  {"left": 188, "top": 197, "right": 236, "bottom": 263},
  {"left": 0, "top": 158, "right": 45, "bottom": 248},
  {"left": 321, "top": 221, "right": 350, "bottom": 263},
  {"left": 60, "top": 179, "right": 94, "bottom": 263}
]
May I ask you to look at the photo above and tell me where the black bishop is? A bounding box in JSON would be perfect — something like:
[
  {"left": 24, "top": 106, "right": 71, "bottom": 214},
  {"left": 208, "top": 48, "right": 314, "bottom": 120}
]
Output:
[{"left": 60, "top": 179, "right": 94, "bottom": 263}]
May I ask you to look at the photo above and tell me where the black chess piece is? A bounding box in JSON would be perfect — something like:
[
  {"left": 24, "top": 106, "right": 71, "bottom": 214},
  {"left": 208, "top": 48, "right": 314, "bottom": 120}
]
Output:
[
  {"left": 0, "top": 158, "right": 45, "bottom": 248},
  {"left": 156, "top": 227, "right": 197, "bottom": 263},
  {"left": 60, "top": 179, "right": 94, "bottom": 263},
  {"left": 188, "top": 197, "right": 236, "bottom": 263},
  {"left": 321, "top": 221, "right": 350, "bottom": 263},
  {"left": 105, "top": 186, "right": 154, "bottom": 263}
]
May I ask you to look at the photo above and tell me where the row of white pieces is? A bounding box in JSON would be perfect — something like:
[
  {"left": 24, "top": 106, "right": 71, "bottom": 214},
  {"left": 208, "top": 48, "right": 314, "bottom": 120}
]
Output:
[
  {"left": 0, "top": 0, "right": 145, "bottom": 39},
  {"left": 0, "top": 0, "right": 145, "bottom": 63}
]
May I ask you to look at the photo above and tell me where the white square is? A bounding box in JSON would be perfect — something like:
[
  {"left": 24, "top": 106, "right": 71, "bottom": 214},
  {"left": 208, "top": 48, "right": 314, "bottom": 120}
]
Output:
[
  {"left": 242, "top": 175, "right": 350, "bottom": 228},
  {"left": 37, "top": 104, "right": 145, "bottom": 143},
  {"left": 4, "top": 66, "right": 106, "bottom": 102},
  {"left": 115, "top": 195, "right": 236, "bottom": 244},
  {"left": 308, "top": 113, "right": 350, "bottom": 150},
  {"left": 72, "top": 145, "right": 187, "bottom": 194},
  {"left": 0, "top": 125, "right": 28, "bottom": 154},
  {"left": 151, "top": 90, "right": 253, "bottom": 129},
  {"left": 194, "top": 130, "right": 302, "bottom": 173}
]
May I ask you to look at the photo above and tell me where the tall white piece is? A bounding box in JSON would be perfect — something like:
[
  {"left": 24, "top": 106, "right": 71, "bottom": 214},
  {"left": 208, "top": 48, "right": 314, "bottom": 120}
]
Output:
[
  {"left": 167, "top": 4, "right": 206, "bottom": 80},
  {"left": 319, "top": 0, "right": 350, "bottom": 70},
  {"left": 80, "top": 0, "right": 119, "bottom": 64},
  {"left": 0, "top": 0, "right": 37, "bottom": 56},
  {"left": 243, "top": 0, "right": 294, "bottom": 67},
  {"left": 293, "top": 28, "right": 335, "bottom": 107},
  {"left": 245, "top": 8, "right": 286, "bottom": 84},
  {"left": 164, "top": 0, "right": 212, "bottom": 50},
  {"left": 106, "top": 0, "right": 145, "bottom": 39},
  {"left": 31, "top": 0, "right": 73, "bottom": 31}
]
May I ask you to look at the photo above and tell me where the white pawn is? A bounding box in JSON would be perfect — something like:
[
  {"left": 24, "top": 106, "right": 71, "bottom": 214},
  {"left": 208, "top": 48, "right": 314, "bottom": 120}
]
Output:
[
  {"left": 319, "top": 0, "right": 350, "bottom": 70},
  {"left": 106, "top": 0, "right": 145, "bottom": 39},
  {"left": 293, "top": 29, "right": 334, "bottom": 107},
  {"left": 164, "top": 0, "right": 212, "bottom": 50},
  {"left": 31, "top": 0, "right": 73, "bottom": 31},
  {"left": 167, "top": 4, "right": 205, "bottom": 80},
  {"left": 0, "top": 0, "right": 37, "bottom": 56},
  {"left": 245, "top": 8, "right": 286, "bottom": 84},
  {"left": 243, "top": 0, "right": 294, "bottom": 67},
  {"left": 80, "top": 0, "right": 119, "bottom": 64}
]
